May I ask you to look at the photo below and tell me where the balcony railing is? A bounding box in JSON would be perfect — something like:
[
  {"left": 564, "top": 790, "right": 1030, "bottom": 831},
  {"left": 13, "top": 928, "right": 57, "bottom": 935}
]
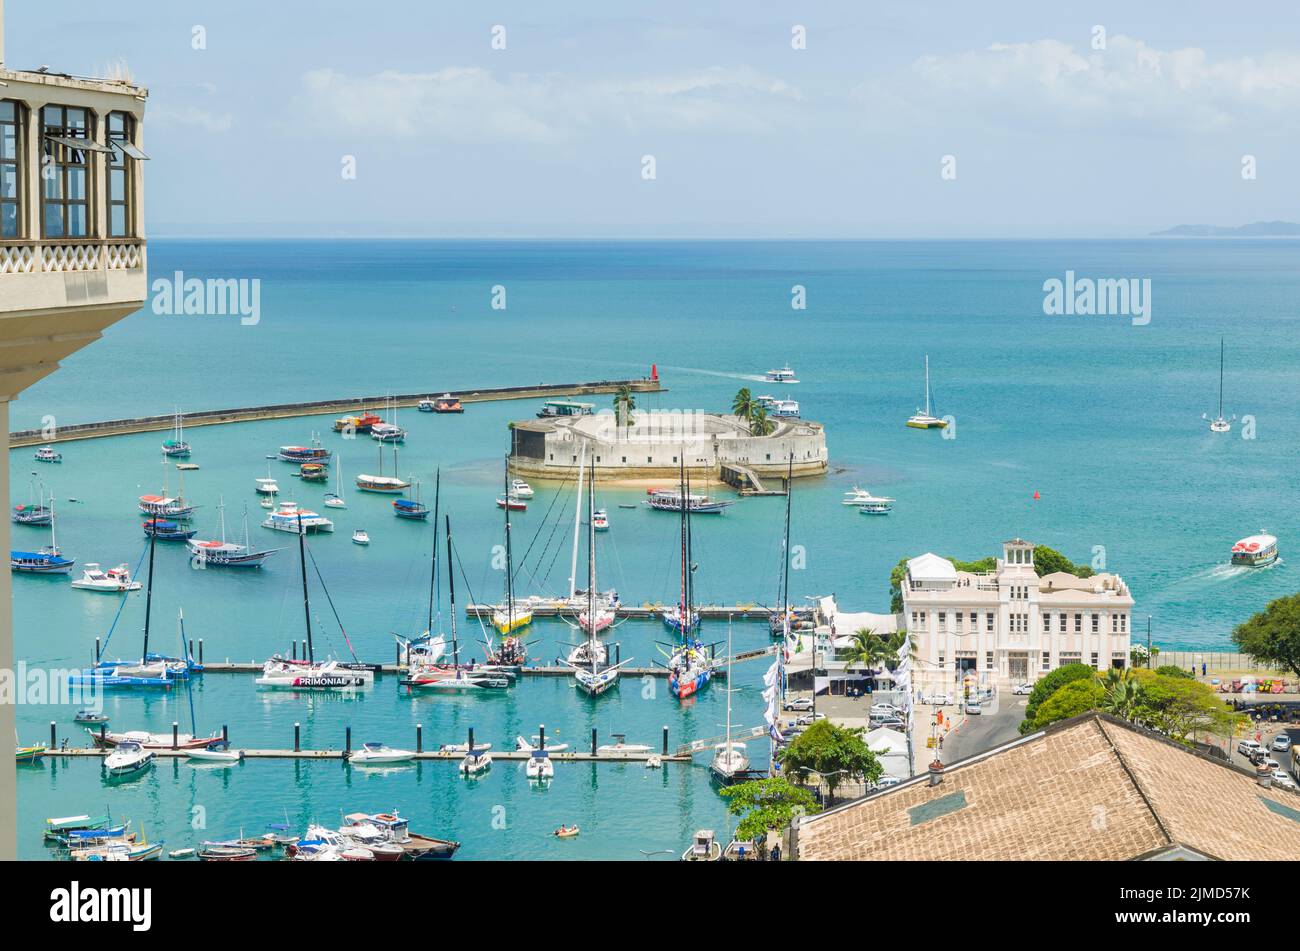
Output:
[{"left": 0, "top": 239, "right": 145, "bottom": 275}]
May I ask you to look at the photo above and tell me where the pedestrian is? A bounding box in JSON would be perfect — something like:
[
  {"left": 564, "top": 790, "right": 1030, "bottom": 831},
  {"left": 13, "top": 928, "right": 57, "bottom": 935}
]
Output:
[
  {"left": 1202, "top": 662, "right": 1207, "bottom": 677},
  {"left": 770, "top": 842, "right": 782, "bottom": 862}
]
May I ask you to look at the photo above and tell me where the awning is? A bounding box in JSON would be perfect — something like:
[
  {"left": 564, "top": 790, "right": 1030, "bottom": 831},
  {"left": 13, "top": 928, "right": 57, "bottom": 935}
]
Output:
[{"left": 45, "top": 134, "right": 114, "bottom": 154}]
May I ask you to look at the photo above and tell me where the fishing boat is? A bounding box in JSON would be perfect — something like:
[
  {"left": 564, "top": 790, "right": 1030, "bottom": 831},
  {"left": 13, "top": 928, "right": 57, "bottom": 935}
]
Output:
[
  {"left": 254, "top": 514, "right": 371, "bottom": 690},
  {"left": 16, "top": 742, "right": 46, "bottom": 764},
  {"left": 348, "top": 742, "right": 416, "bottom": 765},
  {"left": 334, "top": 410, "right": 383, "bottom": 433},
  {"left": 71, "top": 563, "right": 141, "bottom": 593},
  {"left": 592, "top": 508, "right": 609, "bottom": 531},
  {"left": 432, "top": 393, "right": 464, "bottom": 413},
  {"left": 299, "top": 462, "right": 328, "bottom": 482},
  {"left": 841, "top": 485, "right": 894, "bottom": 514},
  {"left": 525, "top": 749, "right": 554, "bottom": 781},
  {"left": 491, "top": 456, "right": 533, "bottom": 645},
  {"left": 74, "top": 710, "right": 109, "bottom": 724},
  {"left": 356, "top": 442, "right": 410, "bottom": 493},
  {"left": 459, "top": 747, "right": 492, "bottom": 776},
  {"left": 261, "top": 501, "right": 334, "bottom": 534},
  {"left": 510, "top": 479, "right": 534, "bottom": 500},
  {"left": 709, "top": 619, "right": 750, "bottom": 784},
  {"left": 763, "top": 365, "right": 799, "bottom": 384},
  {"left": 352, "top": 529, "right": 370, "bottom": 545},
  {"left": 189, "top": 498, "right": 282, "bottom": 567},
  {"left": 1203, "top": 336, "right": 1236, "bottom": 433},
  {"left": 34, "top": 445, "right": 62, "bottom": 463},
  {"left": 906, "top": 354, "right": 948, "bottom": 429},
  {"left": 11, "top": 502, "right": 52, "bottom": 526},
  {"left": 278, "top": 438, "right": 330, "bottom": 463},
  {"left": 1231, "top": 533, "right": 1278, "bottom": 568},
  {"left": 644, "top": 489, "right": 734, "bottom": 515},
  {"left": 142, "top": 518, "right": 196, "bottom": 540},
  {"left": 324, "top": 458, "right": 347, "bottom": 509},
  {"left": 11, "top": 498, "right": 73, "bottom": 573},
  {"left": 161, "top": 409, "right": 192, "bottom": 457},
  {"left": 393, "top": 480, "right": 430, "bottom": 520},
  {"left": 72, "top": 841, "right": 163, "bottom": 862},
  {"left": 104, "top": 741, "right": 155, "bottom": 777}
]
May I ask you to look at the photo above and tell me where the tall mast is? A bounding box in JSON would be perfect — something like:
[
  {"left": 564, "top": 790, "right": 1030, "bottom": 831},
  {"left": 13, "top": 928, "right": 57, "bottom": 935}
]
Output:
[
  {"left": 725, "top": 616, "right": 733, "bottom": 750},
  {"left": 1218, "top": 336, "right": 1225, "bottom": 419},
  {"left": 678, "top": 455, "right": 687, "bottom": 630},
  {"left": 141, "top": 505, "right": 156, "bottom": 661},
  {"left": 587, "top": 461, "right": 597, "bottom": 671},
  {"left": 569, "top": 444, "right": 586, "bottom": 600},
  {"left": 217, "top": 495, "right": 227, "bottom": 545},
  {"left": 446, "top": 514, "right": 460, "bottom": 667},
  {"left": 428, "top": 469, "right": 441, "bottom": 634},
  {"left": 781, "top": 453, "right": 793, "bottom": 638},
  {"left": 924, "top": 354, "right": 931, "bottom": 416},
  {"left": 685, "top": 471, "right": 694, "bottom": 625},
  {"left": 297, "top": 512, "right": 313, "bottom": 662},
  {"left": 503, "top": 455, "right": 515, "bottom": 633}
]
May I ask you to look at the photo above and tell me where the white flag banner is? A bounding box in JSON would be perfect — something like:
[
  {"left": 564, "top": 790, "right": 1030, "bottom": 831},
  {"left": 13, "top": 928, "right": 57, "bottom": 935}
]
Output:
[
  {"left": 762, "top": 683, "right": 779, "bottom": 705},
  {"left": 763, "top": 660, "right": 780, "bottom": 689},
  {"left": 894, "top": 637, "right": 913, "bottom": 715},
  {"left": 764, "top": 697, "right": 778, "bottom": 727}
]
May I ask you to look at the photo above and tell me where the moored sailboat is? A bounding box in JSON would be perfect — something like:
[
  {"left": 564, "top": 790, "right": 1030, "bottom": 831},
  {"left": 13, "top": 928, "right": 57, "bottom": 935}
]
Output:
[
  {"left": 189, "top": 499, "right": 282, "bottom": 567},
  {"left": 906, "top": 354, "right": 948, "bottom": 429}
]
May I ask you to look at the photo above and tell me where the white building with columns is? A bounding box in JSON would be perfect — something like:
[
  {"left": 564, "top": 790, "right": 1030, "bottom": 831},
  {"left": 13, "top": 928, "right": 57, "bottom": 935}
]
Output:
[{"left": 901, "top": 539, "right": 1133, "bottom": 688}]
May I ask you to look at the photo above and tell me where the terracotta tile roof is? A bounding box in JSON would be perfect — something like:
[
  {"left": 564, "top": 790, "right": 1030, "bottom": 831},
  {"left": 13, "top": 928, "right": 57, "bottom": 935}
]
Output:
[{"left": 795, "top": 714, "right": 1300, "bottom": 861}]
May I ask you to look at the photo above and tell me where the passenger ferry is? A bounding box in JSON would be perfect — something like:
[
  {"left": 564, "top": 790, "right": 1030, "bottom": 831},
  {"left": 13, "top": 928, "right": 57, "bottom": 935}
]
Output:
[
  {"left": 278, "top": 443, "right": 331, "bottom": 463},
  {"left": 370, "top": 422, "right": 406, "bottom": 443},
  {"left": 11, "top": 546, "right": 75, "bottom": 574},
  {"left": 1230, "top": 533, "right": 1278, "bottom": 568},
  {"left": 34, "top": 446, "right": 62, "bottom": 463},
  {"left": 537, "top": 399, "right": 594, "bottom": 419},
  {"left": 138, "top": 495, "right": 197, "bottom": 519},
  {"left": 763, "top": 365, "right": 799, "bottom": 384},
  {"left": 261, "top": 502, "right": 335, "bottom": 534}
]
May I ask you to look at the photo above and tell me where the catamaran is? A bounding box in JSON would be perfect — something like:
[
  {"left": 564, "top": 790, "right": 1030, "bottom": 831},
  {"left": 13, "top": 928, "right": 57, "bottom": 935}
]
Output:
[
  {"left": 906, "top": 354, "right": 947, "bottom": 429},
  {"left": 261, "top": 501, "right": 334, "bottom": 534},
  {"left": 161, "top": 408, "right": 191, "bottom": 457},
  {"left": 841, "top": 485, "right": 895, "bottom": 514},
  {"left": 1203, "top": 336, "right": 1236, "bottom": 433},
  {"left": 764, "top": 365, "right": 799, "bottom": 384},
  {"left": 710, "top": 618, "right": 750, "bottom": 784},
  {"left": 189, "top": 498, "right": 282, "bottom": 566},
  {"left": 356, "top": 442, "right": 410, "bottom": 493}
]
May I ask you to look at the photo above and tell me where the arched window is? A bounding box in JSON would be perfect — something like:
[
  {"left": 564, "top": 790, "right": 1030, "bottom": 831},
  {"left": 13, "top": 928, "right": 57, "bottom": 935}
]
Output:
[{"left": 0, "top": 100, "right": 21, "bottom": 238}]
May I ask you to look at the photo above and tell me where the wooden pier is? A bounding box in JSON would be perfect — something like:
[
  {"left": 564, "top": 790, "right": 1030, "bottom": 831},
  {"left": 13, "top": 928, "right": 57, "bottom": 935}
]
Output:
[
  {"left": 463, "top": 602, "right": 784, "bottom": 621},
  {"left": 43, "top": 747, "right": 692, "bottom": 764}
]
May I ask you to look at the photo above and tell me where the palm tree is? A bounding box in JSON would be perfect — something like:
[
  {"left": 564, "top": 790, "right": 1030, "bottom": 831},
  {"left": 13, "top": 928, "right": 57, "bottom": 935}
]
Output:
[
  {"left": 732, "top": 387, "right": 757, "bottom": 421},
  {"left": 842, "top": 628, "right": 891, "bottom": 671},
  {"left": 1101, "top": 671, "right": 1145, "bottom": 722},
  {"left": 612, "top": 385, "right": 635, "bottom": 430},
  {"left": 749, "top": 405, "right": 775, "bottom": 436}
]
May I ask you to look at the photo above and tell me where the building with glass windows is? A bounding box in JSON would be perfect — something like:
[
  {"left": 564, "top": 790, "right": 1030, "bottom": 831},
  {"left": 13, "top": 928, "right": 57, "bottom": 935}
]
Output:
[{"left": 0, "top": 2, "right": 148, "bottom": 859}]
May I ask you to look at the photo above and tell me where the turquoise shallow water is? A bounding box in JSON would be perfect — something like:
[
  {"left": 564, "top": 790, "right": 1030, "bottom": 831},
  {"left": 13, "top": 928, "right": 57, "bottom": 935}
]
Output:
[{"left": 13, "top": 238, "right": 1300, "bottom": 857}]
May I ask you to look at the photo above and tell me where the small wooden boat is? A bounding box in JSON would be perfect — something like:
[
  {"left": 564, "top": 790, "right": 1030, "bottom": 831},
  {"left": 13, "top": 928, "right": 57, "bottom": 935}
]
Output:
[
  {"left": 168, "top": 848, "right": 195, "bottom": 859},
  {"left": 496, "top": 496, "right": 527, "bottom": 511},
  {"left": 198, "top": 846, "right": 257, "bottom": 861},
  {"left": 554, "top": 825, "right": 580, "bottom": 838},
  {"left": 142, "top": 518, "right": 196, "bottom": 540},
  {"left": 16, "top": 744, "right": 46, "bottom": 764}
]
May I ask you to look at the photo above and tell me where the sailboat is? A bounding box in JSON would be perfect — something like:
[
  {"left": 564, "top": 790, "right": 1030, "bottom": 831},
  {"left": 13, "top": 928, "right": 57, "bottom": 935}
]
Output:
[
  {"left": 709, "top": 617, "right": 750, "bottom": 784},
  {"left": 161, "top": 408, "right": 192, "bottom": 457},
  {"left": 393, "top": 479, "right": 430, "bottom": 520},
  {"left": 906, "top": 354, "right": 948, "bottom": 429},
  {"left": 139, "top": 451, "right": 199, "bottom": 519},
  {"left": 11, "top": 478, "right": 54, "bottom": 526},
  {"left": 659, "top": 459, "right": 700, "bottom": 635},
  {"left": 356, "top": 442, "right": 410, "bottom": 493},
  {"left": 188, "top": 498, "right": 282, "bottom": 567},
  {"left": 661, "top": 460, "right": 714, "bottom": 700},
  {"left": 564, "top": 446, "right": 621, "bottom": 617},
  {"left": 395, "top": 470, "right": 445, "bottom": 666},
  {"left": 11, "top": 495, "right": 74, "bottom": 573},
  {"left": 489, "top": 456, "right": 532, "bottom": 660},
  {"left": 324, "top": 455, "right": 347, "bottom": 509},
  {"left": 402, "top": 513, "right": 512, "bottom": 691},
  {"left": 569, "top": 469, "right": 629, "bottom": 697},
  {"left": 254, "top": 513, "right": 370, "bottom": 690},
  {"left": 770, "top": 456, "right": 795, "bottom": 640},
  {"left": 1203, "top": 336, "right": 1236, "bottom": 433}
]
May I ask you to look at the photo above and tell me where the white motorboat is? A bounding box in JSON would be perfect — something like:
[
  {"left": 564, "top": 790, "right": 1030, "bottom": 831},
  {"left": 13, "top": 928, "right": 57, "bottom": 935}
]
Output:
[
  {"left": 645, "top": 754, "right": 663, "bottom": 769},
  {"left": 682, "top": 829, "right": 722, "bottom": 861},
  {"left": 906, "top": 354, "right": 948, "bottom": 429},
  {"left": 34, "top": 445, "right": 63, "bottom": 463},
  {"left": 763, "top": 365, "right": 799, "bottom": 384},
  {"left": 187, "top": 745, "right": 243, "bottom": 763},
  {"left": 1203, "top": 336, "right": 1236, "bottom": 433},
  {"left": 348, "top": 742, "right": 416, "bottom": 765},
  {"left": 104, "top": 741, "right": 155, "bottom": 777},
  {"left": 592, "top": 508, "right": 609, "bottom": 531},
  {"left": 710, "top": 741, "right": 750, "bottom": 783},
  {"left": 262, "top": 502, "right": 334, "bottom": 534},
  {"left": 254, "top": 477, "right": 279, "bottom": 496},
  {"left": 71, "top": 563, "right": 142, "bottom": 593},
  {"left": 459, "top": 748, "right": 492, "bottom": 776},
  {"left": 525, "top": 750, "right": 554, "bottom": 781},
  {"left": 515, "top": 735, "right": 569, "bottom": 753},
  {"left": 510, "top": 479, "right": 535, "bottom": 500},
  {"left": 352, "top": 529, "right": 370, "bottom": 545},
  {"left": 595, "top": 740, "right": 653, "bottom": 758},
  {"left": 841, "top": 486, "right": 895, "bottom": 514}
]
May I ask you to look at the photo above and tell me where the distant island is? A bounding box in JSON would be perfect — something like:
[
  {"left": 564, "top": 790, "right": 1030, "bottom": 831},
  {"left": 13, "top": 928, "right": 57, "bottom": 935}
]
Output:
[{"left": 1151, "top": 220, "right": 1300, "bottom": 237}]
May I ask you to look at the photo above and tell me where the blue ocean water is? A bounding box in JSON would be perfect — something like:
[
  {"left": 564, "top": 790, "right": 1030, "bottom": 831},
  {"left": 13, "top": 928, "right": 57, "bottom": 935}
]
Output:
[{"left": 12, "top": 238, "right": 1300, "bottom": 858}]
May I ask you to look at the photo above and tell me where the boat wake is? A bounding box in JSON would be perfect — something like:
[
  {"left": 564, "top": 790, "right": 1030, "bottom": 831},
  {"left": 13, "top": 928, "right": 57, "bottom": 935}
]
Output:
[{"left": 659, "top": 365, "right": 768, "bottom": 384}]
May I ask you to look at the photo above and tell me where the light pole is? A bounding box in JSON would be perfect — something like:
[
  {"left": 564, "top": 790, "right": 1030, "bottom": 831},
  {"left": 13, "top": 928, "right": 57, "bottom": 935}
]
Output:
[{"left": 1146, "top": 615, "right": 1152, "bottom": 669}]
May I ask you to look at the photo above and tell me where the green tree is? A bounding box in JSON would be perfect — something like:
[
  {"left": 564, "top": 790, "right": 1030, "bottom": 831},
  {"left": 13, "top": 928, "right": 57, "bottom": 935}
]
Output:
[
  {"left": 1020, "top": 662, "right": 1097, "bottom": 734},
  {"left": 731, "top": 387, "right": 757, "bottom": 421},
  {"left": 1030, "top": 678, "right": 1105, "bottom": 730},
  {"left": 749, "top": 404, "right": 775, "bottom": 436},
  {"left": 777, "top": 719, "right": 883, "bottom": 804},
  {"left": 612, "top": 385, "right": 636, "bottom": 429},
  {"left": 1031, "top": 545, "right": 1095, "bottom": 579},
  {"left": 1101, "top": 671, "right": 1146, "bottom": 721},
  {"left": 841, "top": 628, "right": 890, "bottom": 670},
  {"left": 1132, "top": 670, "right": 1242, "bottom": 742},
  {"left": 1154, "top": 665, "right": 1193, "bottom": 679},
  {"left": 1231, "top": 594, "right": 1300, "bottom": 677},
  {"left": 719, "top": 777, "right": 821, "bottom": 843}
]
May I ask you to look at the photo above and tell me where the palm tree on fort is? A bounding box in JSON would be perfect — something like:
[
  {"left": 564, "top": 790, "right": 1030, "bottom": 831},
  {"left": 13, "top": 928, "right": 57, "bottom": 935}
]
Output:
[
  {"left": 732, "top": 387, "right": 757, "bottom": 421},
  {"left": 749, "top": 405, "right": 775, "bottom": 437},
  {"left": 613, "top": 384, "right": 636, "bottom": 433}
]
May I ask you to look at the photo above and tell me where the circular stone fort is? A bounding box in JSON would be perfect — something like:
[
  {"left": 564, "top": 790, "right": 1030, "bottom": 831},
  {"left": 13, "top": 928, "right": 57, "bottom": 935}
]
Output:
[{"left": 508, "top": 408, "right": 828, "bottom": 486}]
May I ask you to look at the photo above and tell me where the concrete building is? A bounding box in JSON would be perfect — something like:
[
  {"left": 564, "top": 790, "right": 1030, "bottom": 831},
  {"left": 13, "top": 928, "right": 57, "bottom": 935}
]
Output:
[
  {"left": 0, "top": 1, "right": 148, "bottom": 858},
  {"left": 902, "top": 539, "right": 1133, "bottom": 688},
  {"left": 509, "top": 409, "right": 828, "bottom": 483}
]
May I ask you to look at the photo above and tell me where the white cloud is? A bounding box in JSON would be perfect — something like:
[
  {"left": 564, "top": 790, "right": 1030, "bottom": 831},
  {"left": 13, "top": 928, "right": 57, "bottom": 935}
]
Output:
[
  {"left": 295, "top": 64, "right": 802, "bottom": 143},
  {"left": 148, "top": 105, "right": 234, "bottom": 134}
]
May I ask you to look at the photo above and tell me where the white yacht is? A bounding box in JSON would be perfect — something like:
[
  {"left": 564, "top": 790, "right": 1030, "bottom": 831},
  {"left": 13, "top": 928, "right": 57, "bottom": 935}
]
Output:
[
  {"left": 348, "top": 742, "right": 416, "bottom": 765},
  {"left": 763, "top": 365, "right": 799, "bottom": 384},
  {"left": 261, "top": 502, "right": 334, "bottom": 534},
  {"left": 255, "top": 477, "right": 279, "bottom": 496},
  {"left": 906, "top": 354, "right": 948, "bottom": 429},
  {"left": 71, "top": 563, "right": 142, "bottom": 593},
  {"left": 841, "top": 486, "right": 895, "bottom": 515},
  {"left": 510, "top": 479, "right": 535, "bottom": 500},
  {"left": 1203, "top": 336, "right": 1236, "bottom": 433}
]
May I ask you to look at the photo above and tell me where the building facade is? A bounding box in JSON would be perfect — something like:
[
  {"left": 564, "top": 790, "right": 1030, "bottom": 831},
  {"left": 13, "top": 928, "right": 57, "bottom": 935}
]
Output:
[
  {"left": 0, "top": 3, "right": 148, "bottom": 858},
  {"left": 901, "top": 539, "right": 1133, "bottom": 687}
]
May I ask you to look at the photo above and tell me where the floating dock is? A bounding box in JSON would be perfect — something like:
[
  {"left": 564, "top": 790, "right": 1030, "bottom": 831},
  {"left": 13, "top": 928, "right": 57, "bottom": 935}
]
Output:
[
  {"left": 43, "top": 747, "right": 692, "bottom": 763},
  {"left": 9, "top": 376, "right": 664, "bottom": 447}
]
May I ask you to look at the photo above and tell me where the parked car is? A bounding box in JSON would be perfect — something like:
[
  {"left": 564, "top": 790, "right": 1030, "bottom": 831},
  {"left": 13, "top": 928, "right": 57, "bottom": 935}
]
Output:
[
  {"left": 871, "top": 716, "right": 906, "bottom": 730},
  {"left": 1011, "top": 683, "right": 1033, "bottom": 696},
  {"left": 870, "top": 703, "right": 902, "bottom": 717},
  {"left": 1272, "top": 734, "right": 1293, "bottom": 753},
  {"left": 783, "top": 697, "right": 814, "bottom": 712},
  {"left": 1237, "top": 739, "right": 1263, "bottom": 757},
  {"left": 921, "top": 693, "right": 954, "bottom": 706},
  {"left": 795, "top": 712, "right": 827, "bottom": 726},
  {"left": 1271, "top": 770, "right": 1296, "bottom": 789},
  {"left": 876, "top": 776, "right": 903, "bottom": 789},
  {"left": 964, "top": 700, "right": 983, "bottom": 715}
]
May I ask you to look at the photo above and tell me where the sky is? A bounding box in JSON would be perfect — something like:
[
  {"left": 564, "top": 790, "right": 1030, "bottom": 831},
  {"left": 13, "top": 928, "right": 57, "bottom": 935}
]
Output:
[{"left": 8, "top": 1, "right": 1300, "bottom": 237}]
